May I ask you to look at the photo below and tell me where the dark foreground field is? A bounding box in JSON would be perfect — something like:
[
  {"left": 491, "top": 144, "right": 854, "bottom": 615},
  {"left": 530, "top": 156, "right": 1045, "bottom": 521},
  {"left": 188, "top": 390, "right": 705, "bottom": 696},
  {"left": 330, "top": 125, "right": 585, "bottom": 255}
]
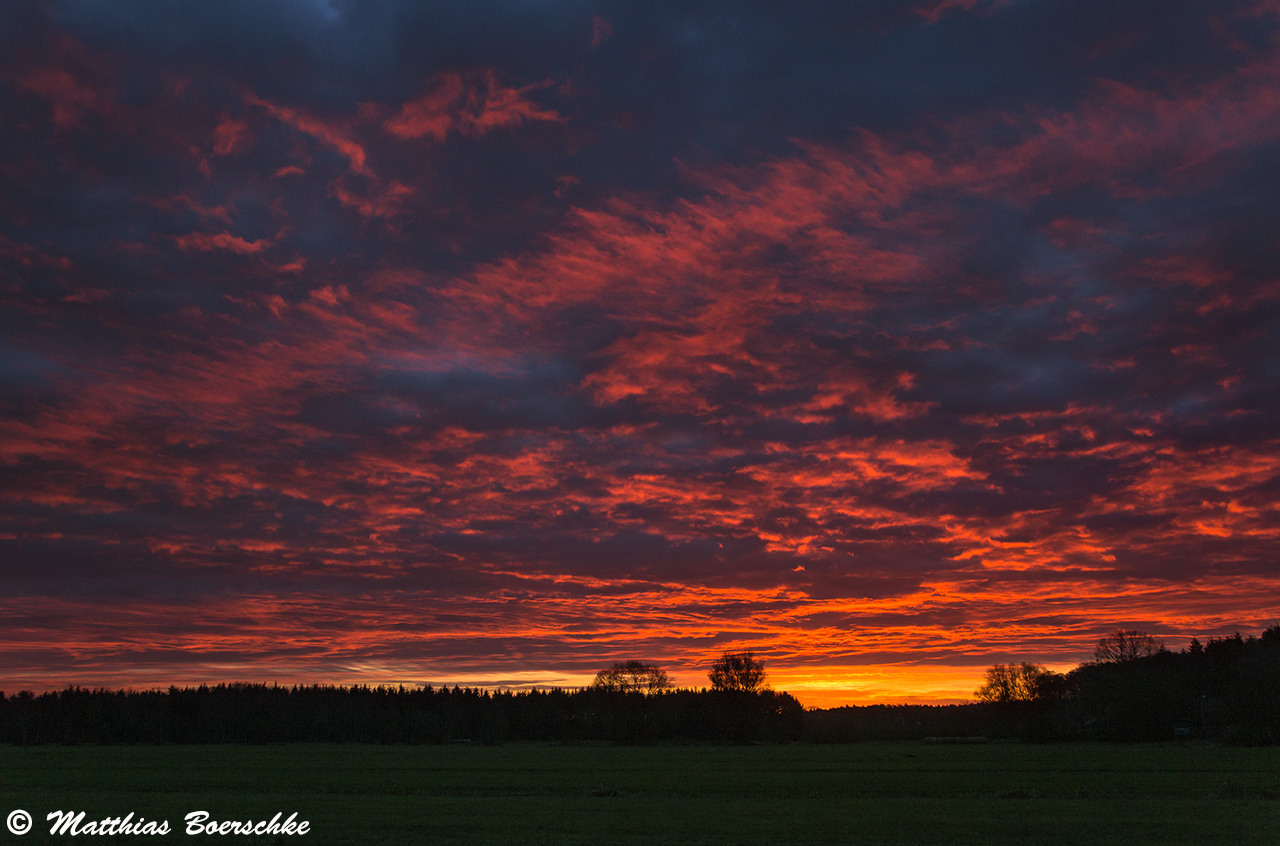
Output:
[{"left": 1, "top": 743, "right": 1276, "bottom": 845}]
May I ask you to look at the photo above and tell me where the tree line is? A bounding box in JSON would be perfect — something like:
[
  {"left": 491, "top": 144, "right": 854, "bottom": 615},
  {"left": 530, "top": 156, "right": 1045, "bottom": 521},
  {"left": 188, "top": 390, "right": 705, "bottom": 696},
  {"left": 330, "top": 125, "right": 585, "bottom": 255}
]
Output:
[
  {"left": 961, "top": 625, "right": 1280, "bottom": 743},
  {"left": 2, "top": 631, "right": 1278, "bottom": 745},
  {"left": 0, "top": 651, "right": 803, "bottom": 745}
]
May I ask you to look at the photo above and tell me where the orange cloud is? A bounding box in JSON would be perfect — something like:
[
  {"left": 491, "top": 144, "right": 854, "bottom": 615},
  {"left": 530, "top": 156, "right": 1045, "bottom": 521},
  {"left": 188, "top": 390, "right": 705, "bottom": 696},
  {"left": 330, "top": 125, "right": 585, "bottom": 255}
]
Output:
[{"left": 5, "top": 6, "right": 1280, "bottom": 704}]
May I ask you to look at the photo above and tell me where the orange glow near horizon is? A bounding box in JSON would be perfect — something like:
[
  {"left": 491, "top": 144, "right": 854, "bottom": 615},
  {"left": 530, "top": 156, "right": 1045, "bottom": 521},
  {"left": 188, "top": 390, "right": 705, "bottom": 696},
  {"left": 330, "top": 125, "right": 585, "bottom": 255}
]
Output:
[
  {"left": 4, "top": 6, "right": 1280, "bottom": 700},
  {"left": 2, "top": 571, "right": 1277, "bottom": 701},
  {"left": 0, "top": 662, "right": 1061, "bottom": 709},
  {"left": 769, "top": 666, "right": 992, "bottom": 708}
]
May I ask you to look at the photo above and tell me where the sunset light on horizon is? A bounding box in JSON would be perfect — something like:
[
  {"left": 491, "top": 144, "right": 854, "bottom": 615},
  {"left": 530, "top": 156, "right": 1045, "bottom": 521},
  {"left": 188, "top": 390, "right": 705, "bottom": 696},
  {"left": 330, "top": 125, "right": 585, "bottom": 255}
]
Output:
[{"left": 2, "top": 0, "right": 1279, "bottom": 708}]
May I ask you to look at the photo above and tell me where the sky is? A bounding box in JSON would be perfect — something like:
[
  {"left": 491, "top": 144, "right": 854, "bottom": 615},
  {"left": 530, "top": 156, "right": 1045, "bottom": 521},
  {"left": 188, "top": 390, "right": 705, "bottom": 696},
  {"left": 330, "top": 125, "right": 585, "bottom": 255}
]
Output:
[{"left": 2, "top": 0, "right": 1279, "bottom": 707}]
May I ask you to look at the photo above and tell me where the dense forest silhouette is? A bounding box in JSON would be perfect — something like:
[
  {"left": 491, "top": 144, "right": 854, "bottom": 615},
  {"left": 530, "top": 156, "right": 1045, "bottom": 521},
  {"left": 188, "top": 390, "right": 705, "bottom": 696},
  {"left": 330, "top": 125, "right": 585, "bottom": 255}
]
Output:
[
  {"left": 2, "top": 629, "right": 1278, "bottom": 745},
  {"left": 0, "top": 684, "right": 805, "bottom": 746}
]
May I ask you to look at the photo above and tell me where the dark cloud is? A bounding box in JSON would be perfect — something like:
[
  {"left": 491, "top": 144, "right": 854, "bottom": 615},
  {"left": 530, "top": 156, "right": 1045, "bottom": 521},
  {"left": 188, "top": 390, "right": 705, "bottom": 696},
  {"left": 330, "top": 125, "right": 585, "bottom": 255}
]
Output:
[{"left": 2, "top": 0, "right": 1279, "bottom": 704}]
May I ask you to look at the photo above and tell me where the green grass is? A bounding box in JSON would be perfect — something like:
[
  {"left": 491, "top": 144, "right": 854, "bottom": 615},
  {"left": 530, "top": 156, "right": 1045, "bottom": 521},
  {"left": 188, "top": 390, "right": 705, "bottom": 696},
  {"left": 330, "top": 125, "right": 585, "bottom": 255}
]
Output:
[{"left": 1, "top": 743, "right": 1277, "bottom": 844}]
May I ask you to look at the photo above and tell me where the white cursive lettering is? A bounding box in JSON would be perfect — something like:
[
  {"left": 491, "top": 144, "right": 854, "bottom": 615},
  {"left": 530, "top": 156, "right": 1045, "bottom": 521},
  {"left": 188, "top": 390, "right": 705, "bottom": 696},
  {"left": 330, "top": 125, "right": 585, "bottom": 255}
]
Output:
[
  {"left": 46, "top": 810, "right": 170, "bottom": 836},
  {"left": 184, "top": 810, "right": 309, "bottom": 836}
]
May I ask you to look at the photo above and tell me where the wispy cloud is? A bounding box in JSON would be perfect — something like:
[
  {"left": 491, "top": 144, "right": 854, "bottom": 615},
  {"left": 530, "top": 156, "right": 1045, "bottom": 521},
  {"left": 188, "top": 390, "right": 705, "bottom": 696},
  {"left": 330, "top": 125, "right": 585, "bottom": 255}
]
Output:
[{"left": 2, "top": 0, "right": 1278, "bottom": 703}]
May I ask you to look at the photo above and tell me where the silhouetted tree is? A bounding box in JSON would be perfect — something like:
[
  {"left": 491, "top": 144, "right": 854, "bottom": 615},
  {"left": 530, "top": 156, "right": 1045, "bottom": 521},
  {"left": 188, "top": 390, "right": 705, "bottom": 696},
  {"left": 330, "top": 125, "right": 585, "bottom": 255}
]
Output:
[
  {"left": 974, "top": 662, "right": 1064, "bottom": 703},
  {"left": 7, "top": 622, "right": 1280, "bottom": 746},
  {"left": 1093, "top": 629, "right": 1163, "bottom": 663},
  {"left": 709, "top": 651, "right": 766, "bottom": 693},
  {"left": 590, "top": 660, "right": 671, "bottom": 694}
]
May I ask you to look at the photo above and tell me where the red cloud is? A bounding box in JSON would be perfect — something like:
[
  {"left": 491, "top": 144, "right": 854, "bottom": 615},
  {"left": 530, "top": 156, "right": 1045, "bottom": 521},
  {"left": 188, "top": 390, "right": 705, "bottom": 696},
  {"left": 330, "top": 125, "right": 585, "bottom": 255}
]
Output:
[
  {"left": 6, "top": 6, "right": 1280, "bottom": 703},
  {"left": 330, "top": 177, "right": 414, "bottom": 219},
  {"left": 247, "top": 93, "right": 372, "bottom": 176},
  {"left": 384, "top": 70, "right": 561, "bottom": 141},
  {"left": 19, "top": 66, "right": 116, "bottom": 128},
  {"left": 912, "top": 0, "right": 1013, "bottom": 24},
  {"left": 590, "top": 16, "right": 614, "bottom": 47},
  {"left": 212, "top": 115, "right": 250, "bottom": 156},
  {"left": 145, "top": 195, "right": 234, "bottom": 225},
  {"left": 174, "top": 232, "right": 271, "bottom": 254}
]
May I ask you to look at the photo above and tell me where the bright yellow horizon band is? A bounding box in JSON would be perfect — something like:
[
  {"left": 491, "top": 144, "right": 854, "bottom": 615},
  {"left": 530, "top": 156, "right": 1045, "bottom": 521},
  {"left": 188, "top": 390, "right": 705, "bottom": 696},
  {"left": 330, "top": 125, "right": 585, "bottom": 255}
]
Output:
[{"left": 2, "top": 663, "right": 1079, "bottom": 709}]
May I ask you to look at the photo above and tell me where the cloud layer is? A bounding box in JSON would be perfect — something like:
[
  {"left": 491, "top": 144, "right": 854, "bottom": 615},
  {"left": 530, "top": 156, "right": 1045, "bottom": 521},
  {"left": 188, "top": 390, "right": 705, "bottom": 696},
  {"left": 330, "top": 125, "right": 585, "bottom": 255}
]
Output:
[{"left": 2, "top": 0, "right": 1278, "bottom": 703}]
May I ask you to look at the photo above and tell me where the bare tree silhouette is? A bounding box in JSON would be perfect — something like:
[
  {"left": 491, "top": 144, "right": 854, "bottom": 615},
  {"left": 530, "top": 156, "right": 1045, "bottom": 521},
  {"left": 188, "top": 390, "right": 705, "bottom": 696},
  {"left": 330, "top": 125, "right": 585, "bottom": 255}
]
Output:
[
  {"left": 709, "top": 651, "right": 766, "bottom": 693},
  {"left": 975, "top": 662, "right": 1064, "bottom": 703},
  {"left": 590, "top": 660, "right": 672, "bottom": 694},
  {"left": 1094, "top": 629, "right": 1164, "bottom": 663}
]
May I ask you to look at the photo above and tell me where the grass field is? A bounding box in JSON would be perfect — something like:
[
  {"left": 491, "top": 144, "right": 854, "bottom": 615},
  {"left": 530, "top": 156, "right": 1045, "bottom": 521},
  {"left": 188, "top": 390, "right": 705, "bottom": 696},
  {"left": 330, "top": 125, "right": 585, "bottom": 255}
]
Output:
[{"left": 1, "top": 742, "right": 1277, "bottom": 845}]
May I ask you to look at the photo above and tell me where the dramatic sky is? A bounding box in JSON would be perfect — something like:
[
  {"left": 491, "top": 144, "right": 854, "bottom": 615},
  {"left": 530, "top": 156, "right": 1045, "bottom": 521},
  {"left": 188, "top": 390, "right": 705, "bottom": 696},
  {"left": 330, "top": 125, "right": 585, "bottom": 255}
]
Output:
[{"left": 3, "top": 0, "right": 1279, "bottom": 706}]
